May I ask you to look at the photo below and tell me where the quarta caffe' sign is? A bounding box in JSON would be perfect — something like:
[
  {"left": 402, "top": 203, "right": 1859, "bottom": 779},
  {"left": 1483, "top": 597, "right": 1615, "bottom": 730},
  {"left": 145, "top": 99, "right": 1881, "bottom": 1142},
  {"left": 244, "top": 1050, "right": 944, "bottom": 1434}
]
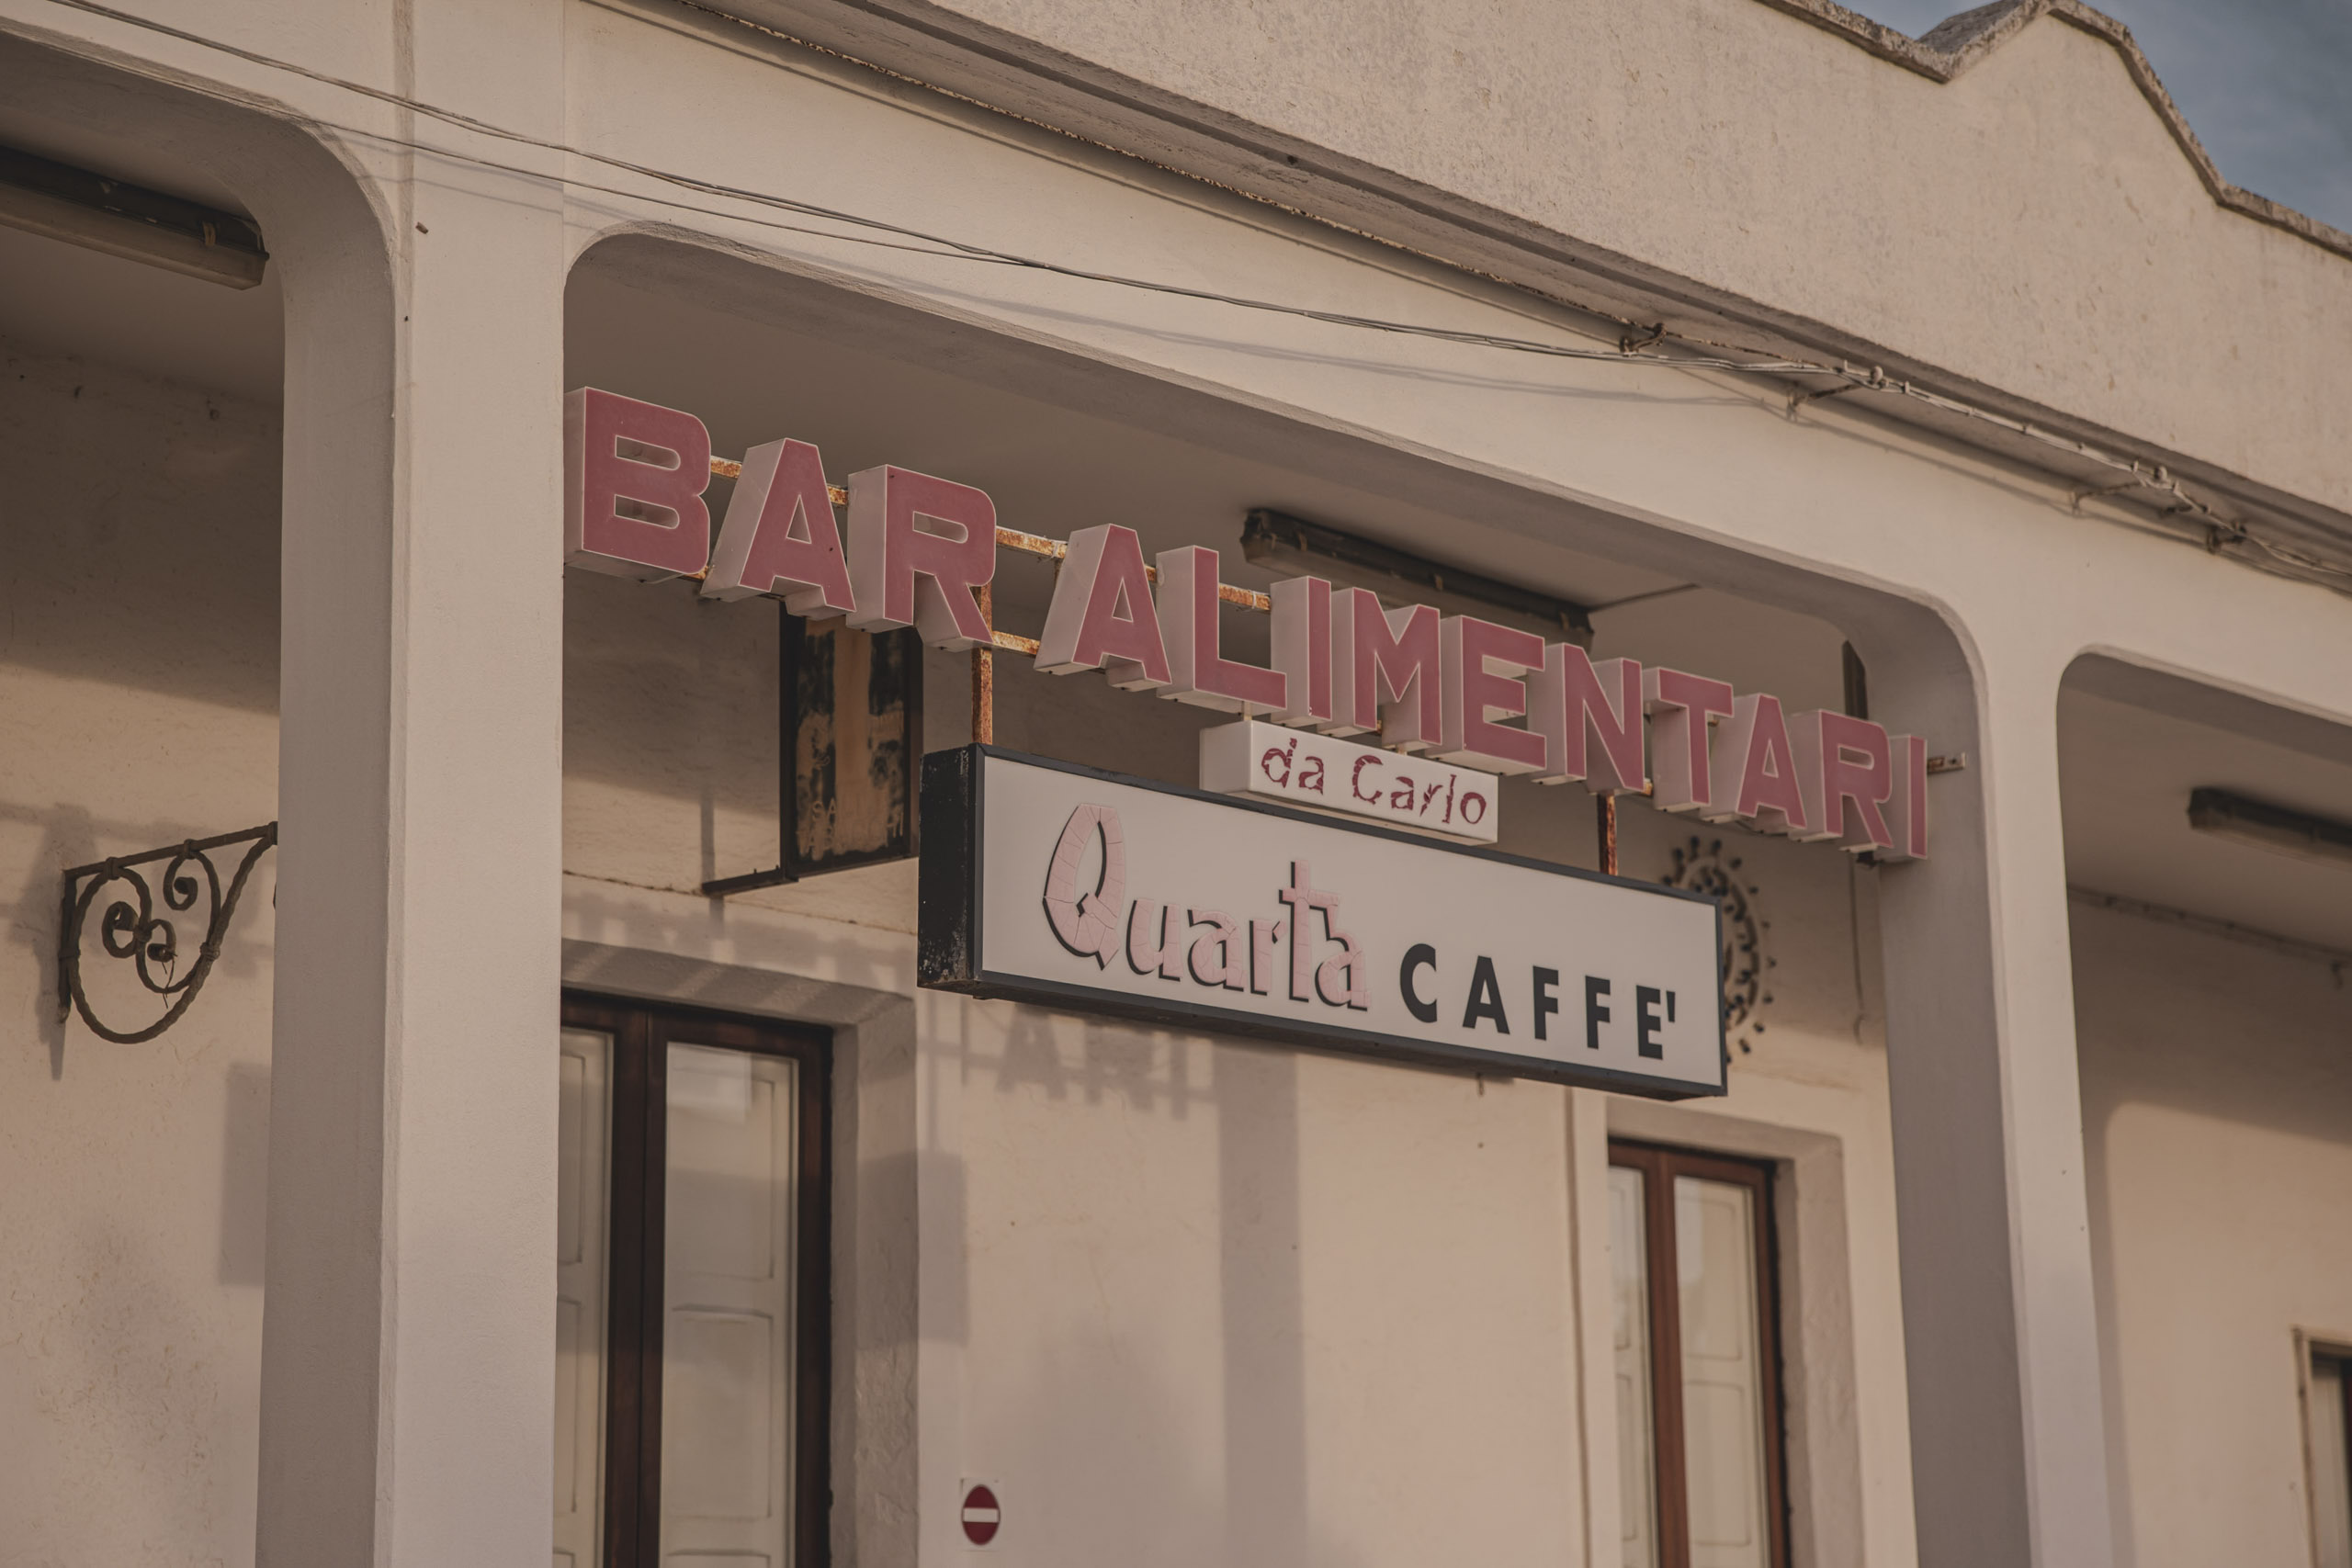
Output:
[
  {"left": 919, "top": 750, "right": 1728, "bottom": 1098},
  {"left": 564, "top": 387, "right": 1930, "bottom": 860}
]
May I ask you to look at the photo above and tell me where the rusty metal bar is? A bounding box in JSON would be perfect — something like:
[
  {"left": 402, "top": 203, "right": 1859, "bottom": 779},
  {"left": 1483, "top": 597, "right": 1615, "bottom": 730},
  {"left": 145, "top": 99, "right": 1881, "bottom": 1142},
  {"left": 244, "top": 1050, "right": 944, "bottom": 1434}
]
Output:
[
  {"left": 705, "top": 462, "right": 1274, "bottom": 614},
  {"left": 991, "top": 525, "right": 1271, "bottom": 610},
  {"left": 706, "top": 455, "right": 844, "bottom": 509},
  {"left": 972, "top": 582, "right": 995, "bottom": 745},
  {"left": 994, "top": 525, "right": 1066, "bottom": 560},
  {"left": 695, "top": 454, "right": 1693, "bottom": 888}
]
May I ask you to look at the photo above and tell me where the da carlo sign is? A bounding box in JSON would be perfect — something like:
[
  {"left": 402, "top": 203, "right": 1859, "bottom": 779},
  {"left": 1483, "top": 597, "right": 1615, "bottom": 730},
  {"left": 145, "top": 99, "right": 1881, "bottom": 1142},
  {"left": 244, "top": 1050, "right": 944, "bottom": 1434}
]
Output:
[
  {"left": 919, "top": 749, "right": 1727, "bottom": 1098},
  {"left": 564, "top": 387, "right": 1932, "bottom": 859},
  {"left": 1203, "top": 720, "right": 1501, "bottom": 841}
]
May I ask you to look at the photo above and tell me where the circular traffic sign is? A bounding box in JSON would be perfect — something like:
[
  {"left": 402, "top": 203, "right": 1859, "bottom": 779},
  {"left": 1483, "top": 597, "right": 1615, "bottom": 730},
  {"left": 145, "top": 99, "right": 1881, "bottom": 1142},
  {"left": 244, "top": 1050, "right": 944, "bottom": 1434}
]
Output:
[{"left": 960, "top": 1482, "right": 1001, "bottom": 1546}]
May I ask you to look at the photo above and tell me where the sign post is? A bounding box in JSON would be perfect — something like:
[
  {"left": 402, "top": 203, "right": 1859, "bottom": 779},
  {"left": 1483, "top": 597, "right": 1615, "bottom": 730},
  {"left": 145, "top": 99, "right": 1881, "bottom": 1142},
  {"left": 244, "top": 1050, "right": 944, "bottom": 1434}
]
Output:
[{"left": 919, "top": 747, "right": 1725, "bottom": 1099}]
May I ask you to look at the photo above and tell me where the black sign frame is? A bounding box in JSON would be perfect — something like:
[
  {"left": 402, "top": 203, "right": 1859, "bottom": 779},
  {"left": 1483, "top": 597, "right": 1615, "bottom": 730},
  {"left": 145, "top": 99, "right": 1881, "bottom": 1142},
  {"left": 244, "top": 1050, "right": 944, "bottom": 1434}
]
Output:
[{"left": 918, "top": 745, "right": 1728, "bottom": 1100}]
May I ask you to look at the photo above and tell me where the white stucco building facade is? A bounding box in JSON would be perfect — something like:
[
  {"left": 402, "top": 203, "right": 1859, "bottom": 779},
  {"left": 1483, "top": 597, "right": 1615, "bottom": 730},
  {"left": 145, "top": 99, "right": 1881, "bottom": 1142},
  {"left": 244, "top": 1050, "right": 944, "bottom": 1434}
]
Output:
[{"left": 2, "top": 2, "right": 2348, "bottom": 1566}]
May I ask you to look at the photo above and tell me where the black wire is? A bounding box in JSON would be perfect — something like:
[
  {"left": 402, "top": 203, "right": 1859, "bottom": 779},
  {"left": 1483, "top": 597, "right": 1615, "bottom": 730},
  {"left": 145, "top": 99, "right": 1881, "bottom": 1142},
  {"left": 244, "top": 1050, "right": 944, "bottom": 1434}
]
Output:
[
  {"left": 32, "top": 0, "right": 2352, "bottom": 594},
  {"left": 35, "top": 0, "right": 1834, "bottom": 371}
]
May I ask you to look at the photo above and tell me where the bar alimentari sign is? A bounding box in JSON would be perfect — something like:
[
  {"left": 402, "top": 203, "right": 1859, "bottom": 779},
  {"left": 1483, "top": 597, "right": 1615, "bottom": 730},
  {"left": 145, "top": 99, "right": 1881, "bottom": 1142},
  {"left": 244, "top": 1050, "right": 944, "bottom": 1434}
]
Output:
[
  {"left": 564, "top": 387, "right": 1930, "bottom": 859},
  {"left": 921, "top": 749, "right": 1727, "bottom": 1098}
]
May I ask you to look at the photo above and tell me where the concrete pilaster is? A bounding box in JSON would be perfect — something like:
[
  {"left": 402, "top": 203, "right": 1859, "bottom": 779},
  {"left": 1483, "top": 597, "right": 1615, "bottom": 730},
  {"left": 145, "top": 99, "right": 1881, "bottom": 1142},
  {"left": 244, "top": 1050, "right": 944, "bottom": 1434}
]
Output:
[
  {"left": 257, "top": 8, "right": 568, "bottom": 1562},
  {"left": 1870, "top": 633, "right": 2117, "bottom": 1568}
]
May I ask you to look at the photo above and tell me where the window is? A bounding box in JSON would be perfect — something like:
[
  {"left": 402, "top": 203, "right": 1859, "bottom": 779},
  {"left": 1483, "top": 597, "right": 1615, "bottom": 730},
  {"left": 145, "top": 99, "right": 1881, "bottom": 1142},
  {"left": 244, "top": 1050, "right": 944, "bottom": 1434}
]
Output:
[
  {"left": 2313, "top": 1345, "right": 2352, "bottom": 1568},
  {"left": 1611, "top": 1141, "right": 1788, "bottom": 1568},
  {"left": 557, "top": 997, "right": 832, "bottom": 1568}
]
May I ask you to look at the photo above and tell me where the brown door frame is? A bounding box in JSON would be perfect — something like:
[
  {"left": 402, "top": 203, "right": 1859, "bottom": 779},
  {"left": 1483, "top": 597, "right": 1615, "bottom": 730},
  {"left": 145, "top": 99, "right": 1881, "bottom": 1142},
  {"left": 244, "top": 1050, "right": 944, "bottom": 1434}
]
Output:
[
  {"left": 1609, "top": 1138, "right": 1790, "bottom": 1568},
  {"left": 565, "top": 992, "right": 833, "bottom": 1568}
]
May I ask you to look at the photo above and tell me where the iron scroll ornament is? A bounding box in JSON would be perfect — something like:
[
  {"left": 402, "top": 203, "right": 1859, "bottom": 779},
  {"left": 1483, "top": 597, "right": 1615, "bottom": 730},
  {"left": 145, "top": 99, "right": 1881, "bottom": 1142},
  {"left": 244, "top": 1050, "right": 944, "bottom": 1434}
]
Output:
[
  {"left": 1659, "top": 835, "right": 1772, "bottom": 1055},
  {"left": 58, "top": 823, "right": 277, "bottom": 1044}
]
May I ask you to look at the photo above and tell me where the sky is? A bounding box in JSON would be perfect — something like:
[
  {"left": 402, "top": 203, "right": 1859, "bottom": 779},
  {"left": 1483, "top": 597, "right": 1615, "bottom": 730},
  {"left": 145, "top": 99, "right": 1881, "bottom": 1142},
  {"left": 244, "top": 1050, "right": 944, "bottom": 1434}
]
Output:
[{"left": 1856, "top": 0, "right": 2352, "bottom": 235}]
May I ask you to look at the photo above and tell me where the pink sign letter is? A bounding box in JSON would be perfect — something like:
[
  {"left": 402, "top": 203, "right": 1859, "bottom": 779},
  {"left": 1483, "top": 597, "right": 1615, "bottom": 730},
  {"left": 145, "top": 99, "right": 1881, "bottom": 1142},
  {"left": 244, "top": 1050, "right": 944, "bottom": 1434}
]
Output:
[
  {"left": 1037, "top": 525, "right": 1170, "bottom": 689},
  {"left": 564, "top": 387, "right": 712, "bottom": 581},
  {"left": 701, "top": 437, "right": 856, "bottom": 615},
  {"left": 1644, "top": 667, "right": 1736, "bottom": 814},
  {"left": 1789, "top": 709, "right": 1895, "bottom": 851},
  {"left": 1710, "top": 693, "right": 1809, "bottom": 835},
  {"left": 1270, "top": 576, "right": 1335, "bottom": 728},
  {"left": 1532, "top": 646, "right": 1646, "bottom": 795},
  {"left": 1439, "top": 615, "right": 1549, "bottom": 774},
  {"left": 1328, "top": 588, "right": 1442, "bottom": 750},
  {"left": 1157, "top": 546, "right": 1287, "bottom": 713},
  {"left": 846, "top": 465, "right": 998, "bottom": 649}
]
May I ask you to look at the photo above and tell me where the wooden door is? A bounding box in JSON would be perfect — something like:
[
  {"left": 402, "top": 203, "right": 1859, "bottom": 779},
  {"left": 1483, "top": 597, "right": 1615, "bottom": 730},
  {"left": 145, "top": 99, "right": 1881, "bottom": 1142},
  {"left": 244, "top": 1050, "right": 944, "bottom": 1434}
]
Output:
[
  {"left": 560, "top": 997, "right": 831, "bottom": 1568},
  {"left": 556, "top": 1026, "right": 615, "bottom": 1568},
  {"left": 656, "top": 1044, "right": 802, "bottom": 1565},
  {"left": 1609, "top": 1142, "right": 1787, "bottom": 1568}
]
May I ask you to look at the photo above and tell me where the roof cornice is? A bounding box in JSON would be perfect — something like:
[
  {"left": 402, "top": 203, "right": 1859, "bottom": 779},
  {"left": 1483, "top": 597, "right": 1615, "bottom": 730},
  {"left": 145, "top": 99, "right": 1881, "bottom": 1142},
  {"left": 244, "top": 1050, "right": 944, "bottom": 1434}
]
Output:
[{"left": 649, "top": 0, "right": 2352, "bottom": 581}]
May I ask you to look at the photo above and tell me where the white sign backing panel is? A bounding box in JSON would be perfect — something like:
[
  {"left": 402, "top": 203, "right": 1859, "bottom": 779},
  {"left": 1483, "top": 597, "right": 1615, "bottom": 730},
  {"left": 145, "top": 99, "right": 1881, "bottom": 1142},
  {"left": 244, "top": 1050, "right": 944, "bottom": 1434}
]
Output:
[
  {"left": 918, "top": 748, "right": 1725, "bottom": 1099},
  {"left": 1198, "top": 718, "right": 1501, "bottom": 841}
]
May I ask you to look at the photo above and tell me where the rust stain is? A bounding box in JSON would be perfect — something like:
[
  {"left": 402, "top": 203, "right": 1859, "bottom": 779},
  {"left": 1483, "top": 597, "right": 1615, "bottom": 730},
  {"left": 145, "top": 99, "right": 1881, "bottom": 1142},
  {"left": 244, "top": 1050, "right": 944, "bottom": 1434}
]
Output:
[
  {"left": 993, "top": 525, "right": 1269, "bottom": 610},
  {"left": 793, "top": 621, "right": 914, "bottom": 867},
  {"left": 710, "top": 458, "right": 846, "bottom": 511}
]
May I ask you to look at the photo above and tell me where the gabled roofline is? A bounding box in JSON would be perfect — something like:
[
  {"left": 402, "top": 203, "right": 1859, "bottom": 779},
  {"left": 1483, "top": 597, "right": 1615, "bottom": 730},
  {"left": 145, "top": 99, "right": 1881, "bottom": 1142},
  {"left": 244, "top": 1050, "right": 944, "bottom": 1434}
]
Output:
[{"left": 1757, "top": 0, "right": 2352, "bottom": 260}]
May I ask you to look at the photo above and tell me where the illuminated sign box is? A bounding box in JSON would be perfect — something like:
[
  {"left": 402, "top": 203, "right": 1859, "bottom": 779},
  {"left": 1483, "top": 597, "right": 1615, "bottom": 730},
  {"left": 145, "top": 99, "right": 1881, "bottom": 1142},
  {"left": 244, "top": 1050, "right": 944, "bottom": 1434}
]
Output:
[{"left": 919, "top": 748, "right": 1726, "bottom": 1100}]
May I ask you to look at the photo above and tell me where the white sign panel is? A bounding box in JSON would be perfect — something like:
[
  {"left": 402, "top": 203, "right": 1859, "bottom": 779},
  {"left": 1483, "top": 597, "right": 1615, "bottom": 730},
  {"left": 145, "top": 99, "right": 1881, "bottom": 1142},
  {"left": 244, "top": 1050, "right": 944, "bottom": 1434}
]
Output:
[
  {"left": 919, "top": 748, "right": 1725, "bottom": 1098},
  {"left": 1199, "top": 719, "right": 1500, "bottom": 842}
]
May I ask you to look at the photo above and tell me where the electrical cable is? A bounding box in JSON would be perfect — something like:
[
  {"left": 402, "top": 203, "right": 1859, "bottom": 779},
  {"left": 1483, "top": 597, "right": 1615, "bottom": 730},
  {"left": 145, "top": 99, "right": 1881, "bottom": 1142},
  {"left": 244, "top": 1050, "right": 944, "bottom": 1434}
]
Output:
[
  {"left": 28, "top": 0, "right": 2352, "bottom": 598},
  {"left": 39, "top": 1, "right": 1840, "bottom": 369}
]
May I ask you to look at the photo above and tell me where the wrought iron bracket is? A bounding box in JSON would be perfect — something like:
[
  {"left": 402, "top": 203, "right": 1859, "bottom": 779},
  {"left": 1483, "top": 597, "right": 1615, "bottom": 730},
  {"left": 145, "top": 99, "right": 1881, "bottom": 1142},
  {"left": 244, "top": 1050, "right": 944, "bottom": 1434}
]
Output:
[
  {"left": 58, "top": 822, "right": 277, "bottom": 1043},
  {"left": 1661, "top": 835, "right": 1772, "bottom": 1057}
]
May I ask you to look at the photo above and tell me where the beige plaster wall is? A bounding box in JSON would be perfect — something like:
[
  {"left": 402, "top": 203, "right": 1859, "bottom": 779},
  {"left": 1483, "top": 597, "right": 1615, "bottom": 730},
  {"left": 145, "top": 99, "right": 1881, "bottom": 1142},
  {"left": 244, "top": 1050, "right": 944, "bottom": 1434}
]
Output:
[
  {"left": 0, "top": 339, "right": 280, "bottom": 1565},
  {"left": 2073, "top": 901, "right": 2352, "bottom": 1568},
  {"left": 1, "top": 304, "right": 1913, "bottom": 1563},
  {"left": 556, "top": 364, "right": 1919, "bottom": 1564},
  {"left": 954, "top": 1010, "right": 1586, "bottom": 1566},
  {"left": 749, "top": 0, "right": 2352, "bottom": 514},
  {"left": 3, "top": 1, "right": 2344, "bottom": 1559}
]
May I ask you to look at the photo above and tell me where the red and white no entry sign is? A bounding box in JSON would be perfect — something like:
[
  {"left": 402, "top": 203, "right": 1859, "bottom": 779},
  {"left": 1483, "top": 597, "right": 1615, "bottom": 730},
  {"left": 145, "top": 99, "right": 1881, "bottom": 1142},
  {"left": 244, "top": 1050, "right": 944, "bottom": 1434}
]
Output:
[{"left": 960, "top": 1482, "right": 1001, "bottom": 1547}]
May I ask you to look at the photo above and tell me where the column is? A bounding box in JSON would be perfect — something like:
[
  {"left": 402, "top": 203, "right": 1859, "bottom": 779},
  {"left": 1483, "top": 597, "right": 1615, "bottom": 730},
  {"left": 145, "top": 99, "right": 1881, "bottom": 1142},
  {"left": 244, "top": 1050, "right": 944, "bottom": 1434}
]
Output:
[
  {"left": 255, "top": 8, "right": 570, "bottom": 1563},
  {"left": 1867, "top": 628, "right": 2117, "bottom": 1568}
]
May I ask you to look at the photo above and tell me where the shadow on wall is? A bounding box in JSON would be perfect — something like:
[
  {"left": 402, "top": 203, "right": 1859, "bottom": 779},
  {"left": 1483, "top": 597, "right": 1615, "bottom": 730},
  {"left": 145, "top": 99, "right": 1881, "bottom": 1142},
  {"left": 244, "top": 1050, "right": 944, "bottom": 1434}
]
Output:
[
  {"left": 565, "top": 572, "right": 780, "bottom": 820},
  {"left": 220, "top": 1061, "right": 268, "bottom": 1288},
  {"left": 4, "top": 801, "right": 279, "bottom": 1081},
  {"left": 1214, "top": 1043, "right": 1311, "bottom": 1568},
  {"left": 973, "top": 1320, "right": 1373, "bottom": 1568},
  {"left": 967, "top": 1006, "right": 1587, "bottom": 1564},
  {"left": 2074, "top": 902, "right": 2352, "bottom": 1146},
  {"left": 0, "top": 1223, "right": 243, "bottom": 1559},
  {"left": 560, "top": 884, "right": 914, "bottom": 1013},
  {"left": 969, "top": 1010, "right": 1365, "bottom": 1568},
  {"left": 2073, "top": 901, "right": 2352, "bottom": 1568},
  {"left": 0, "top": 345, "right": 280, "bottom": 714}
]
